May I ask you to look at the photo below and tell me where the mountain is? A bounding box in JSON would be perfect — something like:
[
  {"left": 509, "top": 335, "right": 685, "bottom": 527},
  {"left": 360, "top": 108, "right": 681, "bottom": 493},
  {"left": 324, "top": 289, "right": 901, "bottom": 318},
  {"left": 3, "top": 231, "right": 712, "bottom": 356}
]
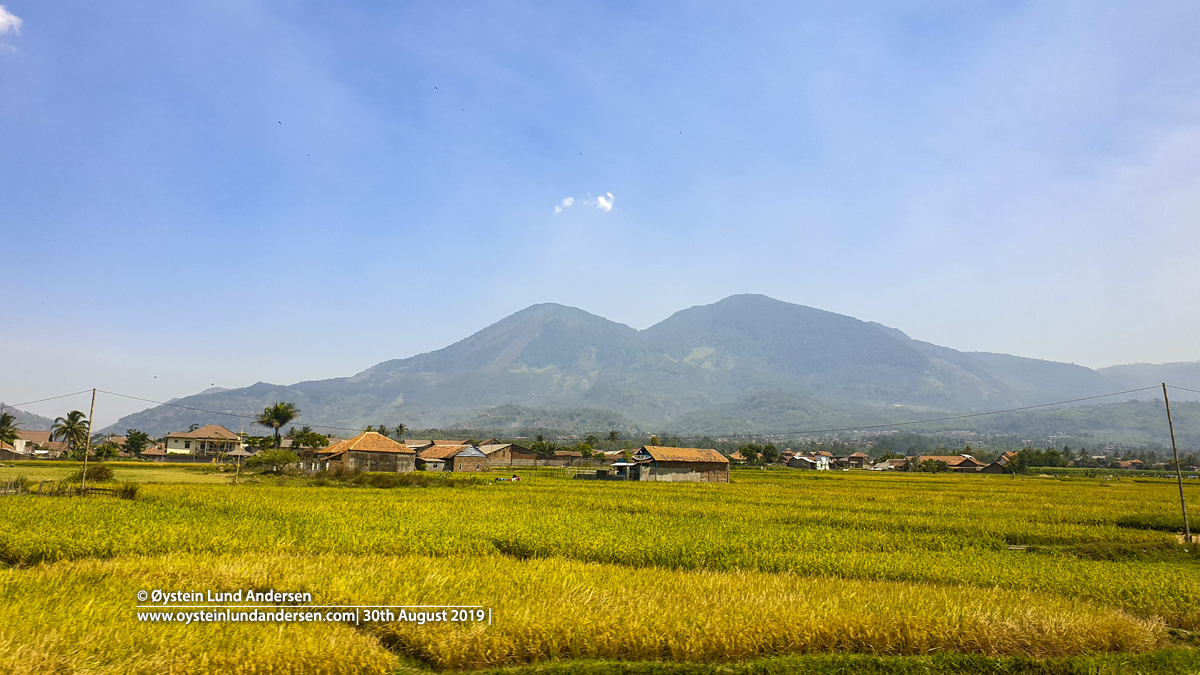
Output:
[
  {"left": 100, "top": 295, "right": 1199, "bottom": 438},
  {"left": 0, "top": 406, "right": 56, "bottom": 432}
]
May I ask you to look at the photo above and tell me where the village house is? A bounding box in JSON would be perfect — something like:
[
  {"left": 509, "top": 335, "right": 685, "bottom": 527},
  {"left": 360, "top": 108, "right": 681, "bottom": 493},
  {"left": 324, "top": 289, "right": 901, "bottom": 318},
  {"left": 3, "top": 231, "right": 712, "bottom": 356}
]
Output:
[
  {"left": 845, "top": 452, "right": 870, "bottom": 469},
  {"left": 11, "top": 430, "right": 66, "bottom": 458},
  {"left": 913, "top": 455, "right": 986, "bottom": 473},
  {"left": 164, "top": 425, "right": 243, "bottom": 456},
  {"left": 872, "top": 458, "right": 908, "bottom": 471},
  {"left": 787, "top": 452, "right": 831, "bottom": 470},
  {"left": 311, "top": 432, "right": 415, "bottom": 473},
  {"left": 631, "top": 446, "right": 730, "bottom": 483},
  {"left": 1118, "top": 459, "right": 1145, "bottom": 470},
  {"left": 508, "top": 444, "right": 542, "bottom": 467},
  {"left": 552, "top": 449, "right": 585, "bottom": 467},
  {"left": 477, "top": 443, "right": 514, "bottom": 465},
  {"left": 788, "top": 455, "right": 818, "bottom": 469},
  {"left": 0, "top": 441, "right": 24, "bottom": 461},
  {"left": 981, "top": 451, "right": 1018, "bottom": 474},
  {"left": 140, "top": 445, "right": 168, "bottom": 460},
  {"left": 416, "top": 444, "right": 488, "bottom": 472}
]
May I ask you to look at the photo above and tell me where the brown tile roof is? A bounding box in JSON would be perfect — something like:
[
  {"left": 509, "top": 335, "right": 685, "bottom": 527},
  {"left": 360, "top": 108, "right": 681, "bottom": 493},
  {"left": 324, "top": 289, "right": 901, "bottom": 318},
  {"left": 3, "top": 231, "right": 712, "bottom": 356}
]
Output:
[
  {"left": 0, "top": 441, "right": 13, "bottom": 452},
  {"left": 848, "top": 452, "right": 870, "bottom": 458},
  {"left": 417, "top": 444, "right": 471, "bottom": 460},
  {"left": 917, "top": 455, "right": 984, "bottom": 467},
  {"left": 141, "top": 447, "right": 167, "bottom": 456},
  {"left": 638, "top": 446, "right": 729, "bottom": 464},
  {"left": 15, "top": 430, "right": 52, "bottom": 444},
  {"left": 165, "top": 425, "right": 240, "bottom": 440},
  {"left": 553, "top": 450, "right": 583, "bottom": 458},
  {"left": 320, "top": 432, "right": 415, "bottom": 458}
]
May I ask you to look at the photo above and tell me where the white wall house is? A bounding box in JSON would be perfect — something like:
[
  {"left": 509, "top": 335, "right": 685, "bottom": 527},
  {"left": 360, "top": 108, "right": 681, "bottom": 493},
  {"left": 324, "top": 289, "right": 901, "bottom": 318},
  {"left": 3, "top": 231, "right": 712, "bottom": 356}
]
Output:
[{"left": 164, "top": 425, "right": 243, "bottom": 456}]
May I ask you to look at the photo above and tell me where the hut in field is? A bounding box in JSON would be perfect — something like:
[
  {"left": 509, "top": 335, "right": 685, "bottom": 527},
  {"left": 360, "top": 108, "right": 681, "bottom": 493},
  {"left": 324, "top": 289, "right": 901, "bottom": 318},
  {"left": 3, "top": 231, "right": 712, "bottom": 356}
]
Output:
[
  {"left": 631, "top": 446, "right": 729, "bottom": 483},
  {"left": 312, "top": 432, "right": 416, "bottom": 473},
  {"left": 416, "top": 445, "right": 488, "bottom": 472}
]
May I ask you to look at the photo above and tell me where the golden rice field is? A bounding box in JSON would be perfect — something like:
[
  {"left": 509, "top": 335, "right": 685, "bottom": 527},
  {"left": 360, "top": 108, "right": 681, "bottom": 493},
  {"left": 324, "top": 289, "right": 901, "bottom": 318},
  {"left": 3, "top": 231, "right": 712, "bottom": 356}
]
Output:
[{"left": 0, "top": 468, "right": 1198, "bottom": 674}]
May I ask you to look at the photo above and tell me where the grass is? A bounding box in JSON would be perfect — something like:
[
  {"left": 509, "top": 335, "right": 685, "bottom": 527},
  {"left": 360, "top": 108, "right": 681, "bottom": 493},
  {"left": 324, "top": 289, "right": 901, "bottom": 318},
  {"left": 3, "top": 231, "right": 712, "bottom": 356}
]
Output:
[
  {"left": 0, "top": 470, "right": 1197, "bottom": 672},
  {"left": 0, "top": 461, "right": 231, "bottom": 484}
]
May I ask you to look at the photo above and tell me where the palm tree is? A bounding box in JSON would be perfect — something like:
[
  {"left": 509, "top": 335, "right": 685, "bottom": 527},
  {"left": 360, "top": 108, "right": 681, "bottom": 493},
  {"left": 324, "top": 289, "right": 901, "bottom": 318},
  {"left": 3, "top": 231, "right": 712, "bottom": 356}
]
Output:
[
  {"left": 254, "top": 402, "right": 299, "bottom": 449},
  {"left": 607, "top": 430, "right": 618, "bottom": 446},
  {"left": 51, "top": 410, "right": 89, "bottom": 452},
  {"left": 376, "top": 425, "right": 390, "bottom": 438},
  {"left": 0, "top": 412, "right": 19, "bottom": 445},
  {"left": 392, "top": 423, "right": 408, "bottom": 440}
]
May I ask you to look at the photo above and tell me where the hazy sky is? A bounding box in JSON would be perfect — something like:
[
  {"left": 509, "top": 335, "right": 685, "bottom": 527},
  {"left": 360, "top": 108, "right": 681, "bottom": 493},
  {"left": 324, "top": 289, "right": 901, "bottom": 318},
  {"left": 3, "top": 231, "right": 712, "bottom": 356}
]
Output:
[{"left": 3, "top": 1, "right": 1200, "bottom": 425}]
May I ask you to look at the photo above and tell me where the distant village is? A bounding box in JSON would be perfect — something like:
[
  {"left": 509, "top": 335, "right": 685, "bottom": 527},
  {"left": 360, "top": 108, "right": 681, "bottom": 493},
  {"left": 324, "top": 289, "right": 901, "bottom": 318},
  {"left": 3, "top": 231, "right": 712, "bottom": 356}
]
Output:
[{"left": 4, "top": 404, "right": 1188, "bottom": 483}]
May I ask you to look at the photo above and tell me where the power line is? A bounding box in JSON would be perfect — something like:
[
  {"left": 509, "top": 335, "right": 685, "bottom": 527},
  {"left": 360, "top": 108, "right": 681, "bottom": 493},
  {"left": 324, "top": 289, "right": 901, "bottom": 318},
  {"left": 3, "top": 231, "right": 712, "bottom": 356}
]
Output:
[
  {"left": 1, "top": 390, "right": 94, "bottom": 409},
  {"left": 1167, "top": 385, "right": 1200, "bottom": 396},
  {"left": 96, "top": 389, "right": 365, "bottom": 434}
]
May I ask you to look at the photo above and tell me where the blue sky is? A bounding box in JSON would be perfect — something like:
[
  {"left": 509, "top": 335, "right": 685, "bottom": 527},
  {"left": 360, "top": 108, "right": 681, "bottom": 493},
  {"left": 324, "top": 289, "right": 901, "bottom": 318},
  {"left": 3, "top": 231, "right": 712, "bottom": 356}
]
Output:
[{"left": 3, "top": 1, "right": 1200, "bottom": 425}]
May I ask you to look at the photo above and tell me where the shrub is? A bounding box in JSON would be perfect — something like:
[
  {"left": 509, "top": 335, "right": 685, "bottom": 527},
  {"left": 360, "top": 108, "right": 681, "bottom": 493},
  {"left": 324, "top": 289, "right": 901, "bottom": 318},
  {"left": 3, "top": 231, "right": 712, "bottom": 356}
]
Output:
[
  {"left": 115, "top": 482, "right": 140, "bottom": 500},
  {"left": 244, "top": 449, "right": 299, "bottom": 473},
  {"left": 68, "top": 464, "right": 115, "bottom": 483}
]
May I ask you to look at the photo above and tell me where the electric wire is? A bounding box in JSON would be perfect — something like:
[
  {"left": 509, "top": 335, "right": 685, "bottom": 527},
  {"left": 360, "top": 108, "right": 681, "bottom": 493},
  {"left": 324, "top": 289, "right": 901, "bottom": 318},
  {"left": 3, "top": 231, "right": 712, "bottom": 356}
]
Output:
[{"left": 1, "top": 390, "right": 93, "bottom": 409}]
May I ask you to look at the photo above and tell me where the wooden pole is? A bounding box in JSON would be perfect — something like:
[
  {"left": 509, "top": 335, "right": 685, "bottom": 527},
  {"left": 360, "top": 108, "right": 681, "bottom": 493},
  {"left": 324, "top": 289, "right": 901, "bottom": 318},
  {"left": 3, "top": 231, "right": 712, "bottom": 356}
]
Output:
[
  {"left": 81, "top": 388, "right": 96, "bottom": 492},
  {"left": 1163, "top": 383, "right": 1192, "bottom": 544}
]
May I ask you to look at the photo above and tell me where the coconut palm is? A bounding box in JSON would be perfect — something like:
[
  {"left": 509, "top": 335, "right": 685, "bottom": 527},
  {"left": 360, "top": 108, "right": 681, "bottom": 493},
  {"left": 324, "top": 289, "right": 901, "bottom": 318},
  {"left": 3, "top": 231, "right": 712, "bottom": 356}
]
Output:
[
  {"left": 392, "top": 423, "right": 408, "bottom": 440},
  {"left": 51, "top": 410, "right": 90, "bottom": 451},
  {"left": 254, "top": 402, "right": 299, "bottom": 449},
  {"left": 0, "top": 412, "right": 19, "bottom": 445}
]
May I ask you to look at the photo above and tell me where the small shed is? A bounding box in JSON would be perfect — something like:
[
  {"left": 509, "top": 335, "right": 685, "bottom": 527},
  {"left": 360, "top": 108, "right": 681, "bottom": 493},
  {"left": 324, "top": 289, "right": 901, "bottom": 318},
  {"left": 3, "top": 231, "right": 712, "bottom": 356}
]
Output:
[
  {"left": 417, "top": 445, "right": 488, "bottom": 472},
  {"left": 631, "top": 446, "right": 729, "bottom": 483}
]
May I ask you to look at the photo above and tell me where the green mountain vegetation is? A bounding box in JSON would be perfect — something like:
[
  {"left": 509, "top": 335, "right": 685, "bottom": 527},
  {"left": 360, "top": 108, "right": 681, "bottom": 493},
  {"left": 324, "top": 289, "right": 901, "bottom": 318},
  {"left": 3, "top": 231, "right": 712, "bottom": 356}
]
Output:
[
  {"left": 0, "top": 406, "right": 55, "bottom": 432},
  {"left": 98, "top": 295, "right": 1200, "bottom": 447}
]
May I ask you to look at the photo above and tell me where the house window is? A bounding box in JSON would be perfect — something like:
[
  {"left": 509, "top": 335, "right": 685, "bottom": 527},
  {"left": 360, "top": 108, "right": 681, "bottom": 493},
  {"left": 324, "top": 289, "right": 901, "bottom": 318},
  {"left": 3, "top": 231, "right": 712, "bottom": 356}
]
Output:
[{"left": 184, "top": 441, "right": 191, "bottom": 449}]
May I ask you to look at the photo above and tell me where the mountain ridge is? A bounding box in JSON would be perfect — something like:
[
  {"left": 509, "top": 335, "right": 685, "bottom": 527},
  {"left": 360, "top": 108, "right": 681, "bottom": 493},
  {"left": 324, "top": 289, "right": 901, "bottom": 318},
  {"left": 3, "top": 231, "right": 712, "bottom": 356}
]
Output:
[{"left": 98, "top": 295, "right": 1200, "bottom": 437}]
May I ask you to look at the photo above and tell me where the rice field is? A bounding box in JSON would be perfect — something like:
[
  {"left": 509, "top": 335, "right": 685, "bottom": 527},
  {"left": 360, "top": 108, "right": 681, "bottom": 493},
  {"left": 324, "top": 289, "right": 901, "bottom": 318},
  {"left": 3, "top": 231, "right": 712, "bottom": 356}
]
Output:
[{"left": 0, "top": 469, "right": 1197, "bottom": 673}]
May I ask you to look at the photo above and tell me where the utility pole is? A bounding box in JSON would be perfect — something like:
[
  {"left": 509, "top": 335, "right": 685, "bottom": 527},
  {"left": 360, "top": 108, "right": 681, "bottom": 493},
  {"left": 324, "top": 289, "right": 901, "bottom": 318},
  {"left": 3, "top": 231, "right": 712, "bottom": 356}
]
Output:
[
  {"left": 1163, "top": 383, "right": 1192, "bottom": 544},
  {"left": 81, "top": 388, "right": 97, "bottom": 492}
]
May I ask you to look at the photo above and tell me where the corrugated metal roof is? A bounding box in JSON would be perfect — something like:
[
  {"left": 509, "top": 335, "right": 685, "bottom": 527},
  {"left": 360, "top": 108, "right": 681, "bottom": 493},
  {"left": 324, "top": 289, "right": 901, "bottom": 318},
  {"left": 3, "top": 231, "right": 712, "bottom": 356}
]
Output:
[{"left": 417, "top": 444, "right": 472, "bottom": 459}]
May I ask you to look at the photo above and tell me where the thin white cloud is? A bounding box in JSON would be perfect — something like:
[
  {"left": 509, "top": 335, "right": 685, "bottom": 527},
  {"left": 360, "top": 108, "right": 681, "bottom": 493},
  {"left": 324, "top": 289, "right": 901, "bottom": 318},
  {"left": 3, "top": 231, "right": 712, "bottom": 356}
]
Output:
[
  {"left": 0, "top": 6, "right": 22, "bottom": 35},
  {"left": 594, "top": 192, "right": 614, "bottom": 211},
  {"left": 553, "top": 196, "right": 574, "bottom": 214}
]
